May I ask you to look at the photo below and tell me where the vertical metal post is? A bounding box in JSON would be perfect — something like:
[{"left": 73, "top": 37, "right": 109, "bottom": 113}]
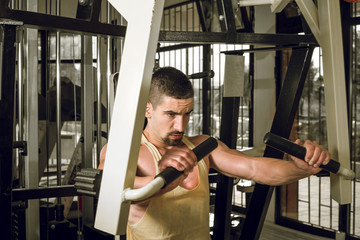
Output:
[
  {"left": 94, "top": 0, "right": 164, "bottom": 235},
  {"left": 55, "top": 0, "right": 63, "bottom": 221},
  {"left": 0, "top": 23, "right": 17, "bottom": 240},
  {"left": 81, "top": 34, "right": 95, "bottom": 225},
  {"left": 339, "top": 1, "right": 351, "bottom": 235},
  {"left": 202, "top": 44, "right": 211, "bottom": 135},
  {"left": 248, "top": 50, "right": 254, "bottom": 147},
  {"left": 213, "top": 97, "right": 240, "bottom": 240},
  {"left": 215, "top": 0, "right": 227, "bottom": 32},
  {"left": 106, "top": 2, "right": 112, "bottom": 132},
  {"left": 18, "top": 25, "right": 24, "bottom": 187},
  {"left": 24, "top": 25, "right": 40, "bottom": 240},
  {"left": 239, "top": 46, "right": 314, "bottom": 240},
  {"left": 96, "top": 35, "right": 102, "bottom": 164}
]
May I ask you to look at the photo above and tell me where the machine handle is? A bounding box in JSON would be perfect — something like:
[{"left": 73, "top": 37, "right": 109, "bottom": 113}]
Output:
[
  {"left": 263, "top": 132, "right": 355, "bottom": 180},
  {"left": 156, "top": 137, "right": 218, "bottom": 188}
]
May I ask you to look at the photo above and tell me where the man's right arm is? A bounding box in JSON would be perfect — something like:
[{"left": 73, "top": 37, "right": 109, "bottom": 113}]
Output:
[
  {"left": 98, "top": 143, "right": 107, "bottom": 170},
  {"left": 98, "top": 143, "right": 196, "bottom": 199}
]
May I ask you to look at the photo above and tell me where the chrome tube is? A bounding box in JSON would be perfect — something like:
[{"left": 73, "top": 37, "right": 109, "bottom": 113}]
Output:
[
  {"left": 123, "top": 177, "right": 165, "bottom": 202},
  {"left": 81, "top": 35, "right": 95, "bottom": 224},
  {"left": 56, "top": 0, "right": 62, "bottom": 188},
  {"left": 18, "top": 26, "right": 24, "bottom": 187},
  {"left": 106, "top": 2, "right": 111, "bottom": 132},
  {"left": 96, "top": 35, "right": 102, "bottom": 163}
]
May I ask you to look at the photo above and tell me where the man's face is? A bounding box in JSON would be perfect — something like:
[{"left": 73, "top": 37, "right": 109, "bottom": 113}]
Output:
[{"left": 146, "top": 95, "right": 194, "bottom": 146}]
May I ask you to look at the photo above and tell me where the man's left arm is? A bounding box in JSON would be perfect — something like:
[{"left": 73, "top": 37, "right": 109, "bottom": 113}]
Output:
[{"left": 208, "top": 139, "right": 330, "bottom": 186}]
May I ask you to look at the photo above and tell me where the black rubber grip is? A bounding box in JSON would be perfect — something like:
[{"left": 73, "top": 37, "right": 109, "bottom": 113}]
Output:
[
  {"left": 263, "top": 132, "right": 340, "bottom": 174},
  {"left": 156, "top": 137, "right": 218, "bottom": 188},
  {"left": 188, "top": 70, "right": 215, "bottom": 79}
]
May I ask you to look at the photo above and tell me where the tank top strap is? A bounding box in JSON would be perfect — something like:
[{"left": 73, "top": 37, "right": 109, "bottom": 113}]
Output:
[
  {"left": 181, "top": 136, "right": 195, "bottom": 150},
  {"left": 141, "top": 134, "right": 162, "bottom": 174},
  {"left": 141, "top": 134, "right": 207, "bottom": 174}
]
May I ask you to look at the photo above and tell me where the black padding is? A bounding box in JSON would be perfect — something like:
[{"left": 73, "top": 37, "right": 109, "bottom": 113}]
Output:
[
  {"left": 264, "top": 132, "right": 340, "bottom": 174},
  {"left": 156, "top": 137, "right": 218, "bottom": 188}
]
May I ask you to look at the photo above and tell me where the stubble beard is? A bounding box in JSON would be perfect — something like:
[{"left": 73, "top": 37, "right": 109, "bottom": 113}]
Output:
[{"left": 162, "top": 131, "right": 184, "bottom": 146}]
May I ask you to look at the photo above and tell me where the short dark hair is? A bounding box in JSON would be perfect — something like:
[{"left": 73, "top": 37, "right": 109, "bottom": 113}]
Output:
[{"left": 149, "top": 67, "right": 194, "bottom": 108}]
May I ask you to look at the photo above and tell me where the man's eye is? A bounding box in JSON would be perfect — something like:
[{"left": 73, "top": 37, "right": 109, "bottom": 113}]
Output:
[{"left": 167, "top": 113, "right": 175, "bottom": 117}]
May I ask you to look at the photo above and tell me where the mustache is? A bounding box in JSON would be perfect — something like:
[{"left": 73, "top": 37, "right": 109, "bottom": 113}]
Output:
[{"left": 168, "top": 131, "right": 184, "bottom": 135}]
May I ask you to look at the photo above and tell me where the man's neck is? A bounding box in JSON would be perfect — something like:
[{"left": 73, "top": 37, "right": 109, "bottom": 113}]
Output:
[{"left": 142, "top": 128, "right": 168, "bottom": 149}]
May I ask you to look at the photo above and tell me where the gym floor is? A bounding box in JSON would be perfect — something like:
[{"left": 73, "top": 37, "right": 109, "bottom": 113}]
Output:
[{"left": 260, "top": 222, "right": 331, "bottom": 240}]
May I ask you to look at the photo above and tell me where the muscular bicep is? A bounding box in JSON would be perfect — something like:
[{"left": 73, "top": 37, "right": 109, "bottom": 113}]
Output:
[
  {"left": 98, "top": 143, "right": 108, "bottom": 170},
  {"left": 209, "top": 140, "right": 311, "bottom": 185}
]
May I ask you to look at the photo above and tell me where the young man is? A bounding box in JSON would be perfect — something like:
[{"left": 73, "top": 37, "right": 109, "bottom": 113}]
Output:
[{"left": 99, "top": 67, "right": 330, "bottom": 240}]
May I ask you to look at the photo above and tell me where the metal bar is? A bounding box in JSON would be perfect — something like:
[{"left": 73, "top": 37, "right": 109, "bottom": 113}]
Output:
[
  {"left": 221, "top": 45, "right": 305, "bottom": 54},
  {"left": 81, "top": 35, "right": 95, "bottom": 225},
  {"left": 213, "top": 97, "right": 240, "bottom": 240},
  {"left": 96, "top": 35, "right": 102, "bottom": 165},
  {"left": 339, "top": 204, "right": 351, "bottom": 235},
  {"left": 106, "top": 2, "right": 111, "bottom": 132},
  {"left": 24, "top": 14, "right": 40, "bottom": 240},
  {"left": 319, "top": 0, "right": 352, "bottom": 205},
  {"left": 18, "top": 25, "right": 24, "bottom": 187},
  {"left": 202, "top": 44, "right": 211, "bottom": 135},
  {"left": 1, "top": 8, "right": 319, "bottom": 46},
  {"left": 12, "top": 185, "right": 78, "bottom": 201},
  {"left": 240, "top": 46, "right": 314, "bottom": 240},
  {"left": 55, "top": 0, "right": 63, "bottom": 223},
  {"left": 216, "top": 0, "right": 227, "bottom": 32},
  {"left": 0, "top": 23, "right": 17, "bottom": 240},
  {"left": 55, "top": 33, "right": 61, "bottom": 186},
  {"left": 223, "top": 0, "right": 237, "bottom": 33},
  {"left": 164, "top": 0, "right": 192, "bottom": 9},
  {"left": 1, "top": 9, "right": 126, "bottom": 36},
  {"left": 158, "top": 31, "right": 317, "bottom": 45},
  {"left": 276, "top": 216, "right": 335, "bottom": 238},
  {"left": 339, "top": 2, "right": 352, "bottom": 234},
  {"left": 194, "top": 0, "right": 207, "bottom": 32},
  {"left": 248, "top": 49, "right": 254, "bottom": 147},
  {"left": 159, "top": 44, "right": 202, "bottom": 53},
  {"left": 240, "top": 6, "right": 253, "bottom": 33},
  {"left": 39, "top": 30, "right": 46, "bottom": 97},
  {"left": 94, "top": 0, "right": 164, "bottom": 235},
  {"left": 90, "top": 0, "right": 101, "bottom": 22}
]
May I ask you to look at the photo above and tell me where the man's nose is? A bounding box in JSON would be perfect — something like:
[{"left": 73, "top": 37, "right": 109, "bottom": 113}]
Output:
[{"left": 174, "top": 116, "right": 185, "bottom": 132}]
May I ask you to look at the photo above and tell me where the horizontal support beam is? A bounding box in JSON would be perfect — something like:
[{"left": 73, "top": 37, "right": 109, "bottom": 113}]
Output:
[
  {"left": 12, "top": 185, "right": 78, "bottom": 201},
  {"left": 0, "top": 9, "right": 126, "bottom": 37},
  {"left": 158, "top": 31, "right": 318, "bottom": 45},
  {"left": 1, "top": 9, "right": 318, "bottom": 46}
]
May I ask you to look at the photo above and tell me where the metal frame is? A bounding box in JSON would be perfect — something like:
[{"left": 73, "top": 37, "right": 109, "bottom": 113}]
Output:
[
  {"left": 94, "top": 0, "right": 165, "bottom": 235},
  {"left": 213, "top": 97, "right": 240, "bottom": 239},
  {"left": 0, "top": 8, "right": 126, "bottom": 37},
  {"left": 0, "top": 22, "right": 19, "bottom": 240},
  {"left": 239, "top": 46, "right": 315, "bottom": 240},
  {"left": 275, "top": 1, "right": 357, "bottom": 239},
  {"left": 0, "top": 0, "right": 335, "bottom": 239},
  {"left": 158, "top": 31, "right": 317, "bottom": 45},
  {"left": 24, "top": 17, "right": 40, "bottom": 240},
  {"left": 296, "top": 0, "right": 352, "bottom": 206}
]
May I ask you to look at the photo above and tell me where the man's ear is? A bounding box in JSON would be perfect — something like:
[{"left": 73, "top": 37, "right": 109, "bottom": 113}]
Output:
[{"left": 145, "top": 101, "right": 152, "bottom": 118}]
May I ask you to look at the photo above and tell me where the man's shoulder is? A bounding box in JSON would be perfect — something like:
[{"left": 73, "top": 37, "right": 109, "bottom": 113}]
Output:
[{"left": 185, "top": 134, "right": 212, "bottom": 146}]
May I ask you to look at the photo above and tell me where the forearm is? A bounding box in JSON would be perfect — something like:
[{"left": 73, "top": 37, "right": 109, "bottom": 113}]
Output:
[
  {"left": 211, "top": 142, "right": 321, "bottom": 186},
  {"left": 250, "top": 158, "right": 311, "bottom": 186},
  {"left": 133, "top": 174, "right": 183, "bottom": 199}
]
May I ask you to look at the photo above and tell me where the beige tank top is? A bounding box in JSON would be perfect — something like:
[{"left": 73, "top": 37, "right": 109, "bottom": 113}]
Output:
[{"left": 126, "top": 135, "right": 211, "bottom": 240}]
